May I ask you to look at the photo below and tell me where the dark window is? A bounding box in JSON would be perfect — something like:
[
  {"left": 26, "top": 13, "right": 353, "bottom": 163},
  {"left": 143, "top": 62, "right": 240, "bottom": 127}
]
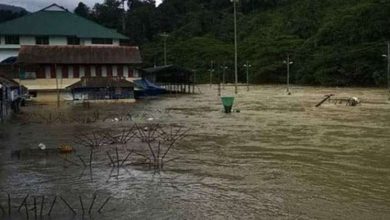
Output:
[
  {"left": 120, "top": 39, "right": 130, "bottom": 46},
  {"left": 73, "top": 65, "right": 80, "bottom": 78},
  {"left": 29, "top": 91, "right": 37, "bottom": 98},
  {"left": 5, "top": 35, "right": 19, "bottom": 44},
  {"left": 91, "top": 38, "right": 113, "bottom": 45},
  {"left": 96, "top": 65, "right": 102, "bottom": 77},
  {"left": 36, "top": 36, "right": 49, "bottom": 45},
  {"left": 117, "top": 65, "right": 123, "bottom": 76},
  {"left": 67, "top": 36, "right": 80, "bottom": 45}
]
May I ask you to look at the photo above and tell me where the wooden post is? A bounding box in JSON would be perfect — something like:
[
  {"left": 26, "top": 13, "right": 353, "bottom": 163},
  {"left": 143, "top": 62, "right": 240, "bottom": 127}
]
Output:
[{"left": 55, "top": 64, "right": 60, "bottom": 108}]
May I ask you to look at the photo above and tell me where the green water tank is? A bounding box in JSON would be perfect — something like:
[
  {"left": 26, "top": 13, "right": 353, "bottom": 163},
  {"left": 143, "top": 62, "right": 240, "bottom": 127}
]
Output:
[{"left": 221, "top": 96, "right": 235, "bottom": 113}]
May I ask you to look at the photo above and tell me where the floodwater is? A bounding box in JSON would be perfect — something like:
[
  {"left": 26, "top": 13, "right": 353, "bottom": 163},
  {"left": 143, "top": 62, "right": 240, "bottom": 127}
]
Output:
[{"left": 1, "top": 85, "right": 390, "bottom": 219}]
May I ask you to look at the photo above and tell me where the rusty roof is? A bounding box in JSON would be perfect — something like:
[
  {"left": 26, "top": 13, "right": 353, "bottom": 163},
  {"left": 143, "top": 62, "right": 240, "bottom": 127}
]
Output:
[
  {"left": 17, "top": 45, "right": 142, "bottom": 64},
  {"left": 67, "top": 76, "right": 134, "bottom": 90}
]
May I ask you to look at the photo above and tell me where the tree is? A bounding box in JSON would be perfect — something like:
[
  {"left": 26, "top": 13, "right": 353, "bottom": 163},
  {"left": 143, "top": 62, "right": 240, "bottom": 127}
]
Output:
[
  {"left": 74, "top": 2, "right": 90, "bottom": 18},
  {"left": 91, "top": 0, "right": 123, "bottom": 31}
]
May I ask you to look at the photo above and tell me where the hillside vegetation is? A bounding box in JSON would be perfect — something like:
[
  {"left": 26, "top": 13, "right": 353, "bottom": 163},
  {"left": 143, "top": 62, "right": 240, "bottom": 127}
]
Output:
[
  {"left": 2, "top": 0, "right": 390, "bottom": 86},
  {"left": 130, "top": 0, "right": 389, "bottom": 86}
]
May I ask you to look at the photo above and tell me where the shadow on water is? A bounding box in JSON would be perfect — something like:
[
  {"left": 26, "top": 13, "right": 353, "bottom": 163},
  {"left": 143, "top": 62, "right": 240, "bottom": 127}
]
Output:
[{"left": 1, "top": 85, "right": 390, "bottom": 219}]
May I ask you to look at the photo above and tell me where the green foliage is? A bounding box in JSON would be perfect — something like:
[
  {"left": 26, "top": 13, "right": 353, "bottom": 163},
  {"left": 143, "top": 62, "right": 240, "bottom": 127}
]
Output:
[
  {"left": 74, "top": 2, "right": 90, "bottom": 18},
  {"left": 0, "top": 9, "right": 27, "bottom": 23},
  {"left": 81, "top": 0, "right": 390, "bottom": 85}
]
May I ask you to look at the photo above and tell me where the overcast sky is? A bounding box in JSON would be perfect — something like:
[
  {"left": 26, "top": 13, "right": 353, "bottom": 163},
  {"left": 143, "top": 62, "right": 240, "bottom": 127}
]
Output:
[{"left": 1, "top": 0, "right": 163, "bottom": 12}]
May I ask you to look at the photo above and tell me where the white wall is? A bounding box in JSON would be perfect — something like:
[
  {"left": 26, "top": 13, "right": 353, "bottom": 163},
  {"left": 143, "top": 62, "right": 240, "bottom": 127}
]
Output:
[
  {"left": 84, "top": 38, "right": 119, "bottom": 46},
  {"left": 81, "top": 38, "right": 90, "bottom": 45},
  {"left": 0, "top": 49, "right": 18, "bottom": 62},
  {"left": 20, "top": 36, "right": 35, "bottom": 45},
  {"left": 49, "top": 37, "right": 67, "bottom": 45}
]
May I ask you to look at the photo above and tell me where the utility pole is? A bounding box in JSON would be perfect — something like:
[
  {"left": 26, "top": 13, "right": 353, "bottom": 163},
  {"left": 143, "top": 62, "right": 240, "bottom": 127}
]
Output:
[
  {"left": 121, "top": 0, "right": 127, "bottom": 33},
  {"left": 209, "top": 61, "right": 214, "bottom": 87},
  {"left": 383, "top": 42, "right": 390, "bottom": 100},
  {"left": 244, "top": 61, "right": 251, "bottom": 91},
  {"left": 55, "top": 64, "right": 60, "bottom": 108},
  {"left": 387, "top": 42, "right": 390, "bottom": 100},
  {"left": 284, "top": 54, "right": 293, "bottom": 95},
  {"left": 231, "top": 0, "right": 239, "bottom": 94},
  {"left": 160, "top": 33, "right": 169, "bottom": 66},
  {"left": 218, "top": 68, "right": 221, "bottom": 96},
  {"left": 221, "top": 64, "right": 228, "bottom": 89}
]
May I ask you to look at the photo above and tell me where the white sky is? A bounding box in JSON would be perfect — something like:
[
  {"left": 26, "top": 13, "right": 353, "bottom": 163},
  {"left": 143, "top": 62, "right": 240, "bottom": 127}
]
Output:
[{"left": 0, "top": 0, "right": 163, "bottom": 12}]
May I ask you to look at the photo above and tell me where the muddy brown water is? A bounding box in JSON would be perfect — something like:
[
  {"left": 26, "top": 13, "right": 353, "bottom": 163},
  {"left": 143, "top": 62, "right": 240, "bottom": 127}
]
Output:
[{"left": 0, "top": 85, "right": 390, "bottom": 219}]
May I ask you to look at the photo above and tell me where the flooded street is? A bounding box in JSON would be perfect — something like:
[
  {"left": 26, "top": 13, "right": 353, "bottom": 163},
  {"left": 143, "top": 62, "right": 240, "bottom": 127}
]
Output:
[{"left": 1, "top": 85, "right": 390, "bottom": 219}]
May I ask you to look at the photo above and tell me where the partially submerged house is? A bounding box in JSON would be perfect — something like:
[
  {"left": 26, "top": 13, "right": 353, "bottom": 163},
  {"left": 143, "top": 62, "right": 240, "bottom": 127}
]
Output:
[
  {"left": 0, "top": 75, "right": 27, "bottom": 122},
  {"left": 140, "top": 65, "right": 195, "bottom": 94},
  {"left": 67, "top": 76, "right": 135, "bottom": 102},
  {"left": 0, "top": 4, "right": 142, "bottom": 102},
  {"left": 16, "top": 45, "right": 141, "bottom": 101}
]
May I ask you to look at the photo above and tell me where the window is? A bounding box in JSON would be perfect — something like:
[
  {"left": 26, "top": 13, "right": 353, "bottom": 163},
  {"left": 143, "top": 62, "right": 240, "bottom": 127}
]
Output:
[
  {"left": 36, "top": 36, "right": 49, "bottom": 45},
  {"left": 67, "top": 36, "right": 80, "bottom": 45},
  {"left": 5, "top": 35, "right": 19, "bottom": 44},
  {"left": 23, "top": 72, "right": 36, "bottom": 79},
  {"left": 91, "top": 38, "right": 113, "bottom": 45},
  {"left": 29, "top": 91, "right": 37, "bottom": 98},
  {"left": 120, "top": 39, "right": 130, "bottom": 46}
]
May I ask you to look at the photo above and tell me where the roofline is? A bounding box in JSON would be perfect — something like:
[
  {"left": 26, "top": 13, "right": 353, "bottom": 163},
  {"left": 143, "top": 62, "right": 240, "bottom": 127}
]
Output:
[
  {"left": 0, "top": 5, "right": 129, "bottom": 40},
  {"left": 0, "top": 33, "right": 128, "bottom": 40},
  {"left": 39, "top": 4, "right": 69, "bottom": 12},
  {"left": 68, "top": 11, "right": 129, "bottom": 40}
]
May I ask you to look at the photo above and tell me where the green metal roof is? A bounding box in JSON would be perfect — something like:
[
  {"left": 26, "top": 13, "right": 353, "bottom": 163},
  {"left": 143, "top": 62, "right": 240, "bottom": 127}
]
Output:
[{"left": 0, "top": 10, "right": 128, "bottom": 40}]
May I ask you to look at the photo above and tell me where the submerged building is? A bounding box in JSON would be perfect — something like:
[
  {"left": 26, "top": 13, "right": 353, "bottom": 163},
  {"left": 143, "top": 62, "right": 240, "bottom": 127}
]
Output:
[
  {"left": 67, "top": 76, "right": 135, "bottom": 102},
  {"left": 0, "top": 4, "right": 142, "bottom": 101}
]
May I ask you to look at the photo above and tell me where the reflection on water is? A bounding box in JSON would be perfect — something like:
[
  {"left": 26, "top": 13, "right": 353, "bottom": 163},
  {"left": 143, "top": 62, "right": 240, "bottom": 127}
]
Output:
[{"left": 1, "top": 85, "right": 390, "bottom": 219}]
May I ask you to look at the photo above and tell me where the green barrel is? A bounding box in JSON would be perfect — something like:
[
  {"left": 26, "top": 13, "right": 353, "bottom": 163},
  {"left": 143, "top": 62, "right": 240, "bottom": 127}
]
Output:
[{"left": 221, "top": 97, "right": 235, "bottom": 113}]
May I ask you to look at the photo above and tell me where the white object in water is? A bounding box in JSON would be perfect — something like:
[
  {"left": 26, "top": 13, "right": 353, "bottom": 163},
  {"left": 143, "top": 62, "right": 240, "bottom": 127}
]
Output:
[
  {"left": 351, "top": 97, "right": 360, "bottom": 102},
  {"left": 38, "top": 143, "right": 46, "bottom": 150},
  {"left": 147, "top": 117, "right": 154, "bottom": 121},
  {"left": 348, "top": 97, "right": 361, "bottom": 106}
]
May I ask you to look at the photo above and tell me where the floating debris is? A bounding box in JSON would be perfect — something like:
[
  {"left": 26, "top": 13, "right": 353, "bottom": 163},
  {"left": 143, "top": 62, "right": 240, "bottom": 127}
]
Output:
[
  {"left": 38, "top": 143, "right": 46, "bottom": 150},
  {"left": 58, "top": 145, "right": 74, "bottom": 154},
  {"left": 316, "top": 94, "right": 361, "bottom": 107}
]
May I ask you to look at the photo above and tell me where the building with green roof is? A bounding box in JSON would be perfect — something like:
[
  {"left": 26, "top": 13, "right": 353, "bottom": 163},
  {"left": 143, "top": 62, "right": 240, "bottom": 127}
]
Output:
[
  {"left": 0, "top": 4, "right": 142, "bottom": 103},
  {"left": 0, "top": 4, "right": 129, "bottom": 62}
]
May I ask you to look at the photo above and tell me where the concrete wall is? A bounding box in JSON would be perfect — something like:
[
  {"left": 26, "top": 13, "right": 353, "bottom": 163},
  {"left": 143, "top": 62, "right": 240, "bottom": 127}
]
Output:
[
  {"left": 83, "top": 39, "right": 120, "bottom": 46},
  {"left": 0, "top": 49, "right": 18, "bottom": 62},
  {"left": 20, "top": 36, "right": 35, "bottom": 45},
  {"left": 49, "top": 37, "right": 67, "bottom": 45},
  {"left": 34, "top": 90, "right": 73, "bottom": 102},
  {"left": 18, "top": 77, "right": 140, "bottom": 90}
]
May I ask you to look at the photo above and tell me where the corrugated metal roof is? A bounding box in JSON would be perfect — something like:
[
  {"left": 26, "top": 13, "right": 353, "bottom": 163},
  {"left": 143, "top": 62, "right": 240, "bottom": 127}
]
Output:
[
  {"left": 67, "top": 77, "right": 134, "bottom": 89},
  {"left": 17, "top": 45, "right": 142, "bottom": 64},
  {"left": 0, "top": 10, "right": 128, "bottom": 39}
]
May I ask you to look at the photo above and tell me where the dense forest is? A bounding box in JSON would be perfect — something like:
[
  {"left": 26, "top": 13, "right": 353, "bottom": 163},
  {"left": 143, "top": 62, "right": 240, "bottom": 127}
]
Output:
[
  {"left": 2, "top": 0, "right": 390, "bottom": 86},
  {"left": 0, "top": 5, "right": 27, "bottom": 23}
]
